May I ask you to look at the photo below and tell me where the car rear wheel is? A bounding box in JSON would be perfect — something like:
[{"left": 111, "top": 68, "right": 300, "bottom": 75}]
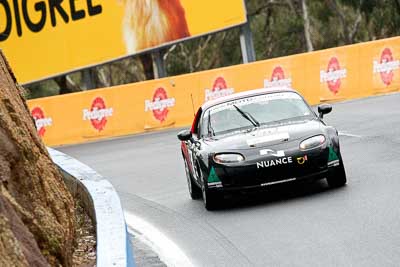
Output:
[
  {"left": 327, "top": 161, "right": 347, "bottom": 188},
  {"left": 184, "top": 158, "right": 202, "bottom": 199}
]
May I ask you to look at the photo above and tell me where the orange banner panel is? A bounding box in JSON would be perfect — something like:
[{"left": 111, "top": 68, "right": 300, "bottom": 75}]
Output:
[
  {"left": 258, "top": 53, "right": 319, "bottom": 105},
  {"left": 360, "top": 37, "right": 400, "bottom": 94},
  {"left": 28, "top": 94, "right": 85, "bottom": 145},
  {"left": 112, "top": 83, "right": 146, "bottom": 135},
  {"left": 195, "top": 61, "right": 269, "bottom": 108},
  {"left": 168, "top": 74, "right": 200, "bottom": 127},
  {"left": 142, "top": 80, "right": 177, "bottom": 130},
  {"left": 198, "top": 69, "right": 243, "bottom": 106},
  {"left": 315, "top": 45, "right": 359, "bottom": 102}
]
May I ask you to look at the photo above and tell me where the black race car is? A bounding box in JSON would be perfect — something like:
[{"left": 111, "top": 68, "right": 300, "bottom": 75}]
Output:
[{"left": 178, "top": 88, "right": 346, "bottom": 210}]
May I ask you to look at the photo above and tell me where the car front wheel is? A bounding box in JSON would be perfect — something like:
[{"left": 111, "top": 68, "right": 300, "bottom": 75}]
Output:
[
  {"left": 200, "top": 171, "right": 223, "bottom": 210},
  {"left": 202, "top": 184, "right": 222, "bottom": 210},
  {"left": 327, "top": 161, "right": 347, "bottom": 188}
]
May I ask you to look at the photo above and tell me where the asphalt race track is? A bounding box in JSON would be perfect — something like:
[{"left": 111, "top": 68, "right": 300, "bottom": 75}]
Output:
[{"left": 59, "top": 93, "right": 400, "bottom": 267}]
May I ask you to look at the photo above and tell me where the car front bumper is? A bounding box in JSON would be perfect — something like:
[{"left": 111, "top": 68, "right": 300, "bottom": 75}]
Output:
[{"left": 206, "top": 146, "right": 342, "bottom": 192}]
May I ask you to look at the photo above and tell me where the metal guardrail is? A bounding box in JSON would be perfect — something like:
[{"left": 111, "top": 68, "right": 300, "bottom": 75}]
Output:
[{"left": 47, "top": 148, "right": 135, "bottom": 267}]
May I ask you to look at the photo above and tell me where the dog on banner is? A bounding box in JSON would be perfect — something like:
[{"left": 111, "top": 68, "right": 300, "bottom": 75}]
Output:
[{"left": 121, "top": 0, "right": 191, "bottom": 53}]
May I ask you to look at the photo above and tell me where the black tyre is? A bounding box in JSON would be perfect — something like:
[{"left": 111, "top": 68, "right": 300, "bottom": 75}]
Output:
[
  {"left": 200, "top": 172, "right": 223, "bottom": 210},
  {"left": 184, "top": 158, "right": 202, "bottom": 199},
  {"left": 201, "top": 184, "right": 222, "bottom": 210},
  {"left": 327, "top": 161, "right": 347, "bottom": 188}
]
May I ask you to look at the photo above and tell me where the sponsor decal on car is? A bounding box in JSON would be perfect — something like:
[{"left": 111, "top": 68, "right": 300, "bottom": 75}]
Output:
[
  {"left": 328, "top": 160, "right": 340, "bottom": 167},
  {"left": 208, "top": 167, "right": 222, "bottom": 188},
  {"left": 297, "top": 155, "right": 308, "bottom": 165},
  {"left": 145, "top": 87, "right": 176, "bottom": 122},
  {"left": 264, "top": 66, "right": 292, "bottom": 88},
  {"left": 328, "top": 147, "right": 339, "bottom": 162},
  {"left": 256, "top": 157, "right": 293, "bottom": 169},
  {"left": 205, "top": 76, "right": 234, "bottom": 102},
  {"left": 328, "top": 147, "right": 340, "bottom": 167},
  {"left": 83, "top": 97, "right": 113, "bottom": 131},
  {"left": 320, "top": 57, "right": 347, "bottom": 94},
  {"left": 31, "top": 107, "right": 53, "bottom": 137},
  {"left": 373, "top": 48, "right": 400, "bottom": 86},
  {"left": 259, "top": 149, "right": 285, "bottom": 157},
  {"left": 261, "top": 178, "right": 296, "bottom": 187},
  {"left": 247, "top": 132, "right": 290, "bottom": 147}
]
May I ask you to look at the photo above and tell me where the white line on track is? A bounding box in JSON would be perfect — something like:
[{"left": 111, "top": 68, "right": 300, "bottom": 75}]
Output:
[
  {"left": 124, "top": 211, "right": 194, "bottom": 267},
  {"left": 338, "top": 131, "right": 363, "bottom": 138}
]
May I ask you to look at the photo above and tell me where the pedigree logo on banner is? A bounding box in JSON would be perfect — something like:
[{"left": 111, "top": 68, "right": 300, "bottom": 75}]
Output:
[
  {"left": 204, "top": 76, "right": 234, "bottom": 102},
  {"left": 320, "top": 56, "right": 347, "bottom": 95},
  {"left": 264, "top": 66, "right": 292, "bottom": 88},
  {"left": 144, "top": 87, "right": 176, "bottom": 129},
  {"left": 82, "top": 97, "right": 114, "bottom": 132},
  {"left": 319, "top": 55, "right": 349, "bottom": 101},
  {"left": 31, "top": 106, "right": 53, "bottom": 137},
  {"left": 373, "top": 47, "right": 400, "bottom": 90}
]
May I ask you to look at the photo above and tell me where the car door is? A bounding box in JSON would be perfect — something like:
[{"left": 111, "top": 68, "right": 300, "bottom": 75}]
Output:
[{"left": 189, "top": 125, "right": 203, "bottom": 185}]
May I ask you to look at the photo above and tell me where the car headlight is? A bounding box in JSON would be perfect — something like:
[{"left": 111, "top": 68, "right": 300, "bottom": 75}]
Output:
[
  {"left": 300, "top": 135, "right": 326, "bottom": 150},
  {"left": 213, "top": 153, "right": 245, "bottom": 163}
]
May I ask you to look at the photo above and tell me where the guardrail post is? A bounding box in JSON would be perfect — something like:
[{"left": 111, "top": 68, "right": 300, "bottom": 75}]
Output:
[
  {"left": 83, "top": 68, "right": 95, "bottom": 90},
  {"left": 153, "top": 50, "right": 166, "bottom": 78},
  {"left": 240, "top": 20, "right": 256, "bottom": 63}
]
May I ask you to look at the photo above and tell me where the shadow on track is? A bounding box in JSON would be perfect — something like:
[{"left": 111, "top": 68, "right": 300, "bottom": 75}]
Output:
[{"left": 206, "top": 179, "right": 347, "bottom": 212}]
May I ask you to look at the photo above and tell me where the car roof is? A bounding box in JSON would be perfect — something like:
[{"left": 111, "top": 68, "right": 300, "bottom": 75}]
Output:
[{"left": 200, "top": 87, "right": 298, "bottom": 111}]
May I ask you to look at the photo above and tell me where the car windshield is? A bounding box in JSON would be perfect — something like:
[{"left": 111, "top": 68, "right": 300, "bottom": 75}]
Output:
[{"left": 201, "top": 92, "right": 313, "bottom": 137}]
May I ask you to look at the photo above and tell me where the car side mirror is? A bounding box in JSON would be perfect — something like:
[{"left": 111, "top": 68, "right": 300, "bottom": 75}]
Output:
[
  {"left": 318, "top": 104, "right": 332, "bottom": 119},
  {"left": 177, "top": 129, "right": 192, "bottom": 141}
]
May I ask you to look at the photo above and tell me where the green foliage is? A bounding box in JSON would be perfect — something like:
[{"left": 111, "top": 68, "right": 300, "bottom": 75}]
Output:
[
  {"left": 24, "top": 80, "right": 59, "bottom": 100},
  {"left": 165, "top": 28, "right": 243, "bottom": 76}
]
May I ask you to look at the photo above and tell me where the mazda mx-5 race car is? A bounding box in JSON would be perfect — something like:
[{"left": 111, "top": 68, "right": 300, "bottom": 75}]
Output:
[{"left": 178, "top": 88, "right": 346, "bottom": 210}]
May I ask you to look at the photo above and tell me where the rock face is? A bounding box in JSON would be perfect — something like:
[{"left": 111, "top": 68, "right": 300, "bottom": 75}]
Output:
[{"left": 0, "top": 51, "right": 76, "bottom": 266}]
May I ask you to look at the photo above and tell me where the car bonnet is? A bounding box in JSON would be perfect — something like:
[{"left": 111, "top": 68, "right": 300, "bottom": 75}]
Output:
[{"left": 203, "top": 119, "right": 324, "bottom": 151}]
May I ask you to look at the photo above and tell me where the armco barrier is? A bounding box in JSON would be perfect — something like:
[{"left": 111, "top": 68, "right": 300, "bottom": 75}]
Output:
[
  {"left": 47, "top": 148, "right": 135, "bottom": 267},
  {"left": 27, "top": 37, "right": 400, "bottom": 146}
]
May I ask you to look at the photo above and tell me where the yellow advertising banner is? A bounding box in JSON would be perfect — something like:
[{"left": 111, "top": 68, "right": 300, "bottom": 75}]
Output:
[
  {"left": 26, "top": 37, "right": 400, "bottom": 146},
  {"left": 0, "top": 0, "right": 247, "bottom": 84}
]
